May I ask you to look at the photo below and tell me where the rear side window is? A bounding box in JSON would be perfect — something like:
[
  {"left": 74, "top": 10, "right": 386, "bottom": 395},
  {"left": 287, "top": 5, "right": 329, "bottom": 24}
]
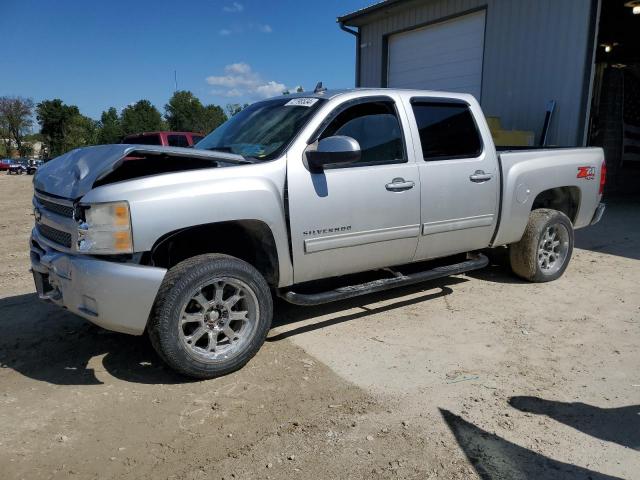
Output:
[
  {"left": 191, "top": 135, "right": 204, "bottom": 145},
  {"left": 320, "top": 101, "right": 405, "bottom": 166},
  {"left": 167, "top": 134, "right": 190, "bottom": 147},
  {"left": 411, "top": 101, "right": 482, "bottom": 161}
]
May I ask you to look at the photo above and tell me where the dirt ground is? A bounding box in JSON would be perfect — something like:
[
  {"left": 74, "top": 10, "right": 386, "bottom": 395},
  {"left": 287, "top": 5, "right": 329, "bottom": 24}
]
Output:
[{"left": 0, "top": 173, "right": 638, "bottom": 480}]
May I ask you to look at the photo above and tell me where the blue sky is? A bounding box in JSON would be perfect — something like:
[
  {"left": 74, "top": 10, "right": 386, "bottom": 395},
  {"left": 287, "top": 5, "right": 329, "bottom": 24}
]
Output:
[{"left": 1, "top": 0, "right": 371, "bottom": 120}]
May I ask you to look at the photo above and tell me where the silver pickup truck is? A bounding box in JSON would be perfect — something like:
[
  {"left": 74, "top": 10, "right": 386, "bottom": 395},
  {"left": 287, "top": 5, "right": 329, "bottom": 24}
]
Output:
[{"left": 30, "top": 89, "right": 605, "bottom": 378}]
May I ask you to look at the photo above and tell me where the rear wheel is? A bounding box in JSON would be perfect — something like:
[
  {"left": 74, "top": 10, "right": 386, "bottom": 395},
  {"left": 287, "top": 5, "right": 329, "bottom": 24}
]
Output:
[
  {"left": 509, "top": 209, "right": 574, "bottom": 282},
  {"left": 148, "top": 254, "right": 272, "bottom": 379}
]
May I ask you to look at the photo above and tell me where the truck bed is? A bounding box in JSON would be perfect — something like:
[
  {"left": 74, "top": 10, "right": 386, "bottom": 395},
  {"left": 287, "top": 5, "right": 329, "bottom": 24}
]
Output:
[{"left": 492, "top": 147, "right": 604, "bottom": 247}]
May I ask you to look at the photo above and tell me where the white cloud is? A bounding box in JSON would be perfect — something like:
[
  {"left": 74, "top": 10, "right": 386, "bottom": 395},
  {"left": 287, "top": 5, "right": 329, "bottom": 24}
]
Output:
[
  {"left": 255, "top": 81, "right": 287, "bottom": 97},
  {"left": 206, "top": 63, "right": 289, "bottom": 99},
  {"left": 223, "top": 2, "right": 244, "bottom": 13},
  {"left": 218, "top": 23, "right": 272, "bottom": 36},
  {"left": 225, "top": 62, "right": 252, "bottom": 75}
]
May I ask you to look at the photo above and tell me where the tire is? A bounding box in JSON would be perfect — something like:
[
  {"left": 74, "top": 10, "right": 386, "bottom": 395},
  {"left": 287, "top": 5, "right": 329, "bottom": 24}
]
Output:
[
  {"left": 509, "top": 209, "right": 574, "bottom": 282},
  {"left": 148, "top": 254, "right": 273, "bottom": 379}
]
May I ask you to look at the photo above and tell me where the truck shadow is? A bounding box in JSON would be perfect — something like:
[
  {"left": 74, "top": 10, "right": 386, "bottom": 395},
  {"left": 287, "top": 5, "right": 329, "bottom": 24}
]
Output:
[
  {"left": 441, "top": 408, "right": 623, "bottom": 479},
  {"left": 509, "top": 396, "right": 640, "bottom": 451},
  {"left": 0, "top": 278, "right": 466, "bottom": 385},
  {"left": 268, "top": 276, "right": 467, "bottom": 341},
  {"left": 0, "top": 293, "right": 190, "bottom": 386}
]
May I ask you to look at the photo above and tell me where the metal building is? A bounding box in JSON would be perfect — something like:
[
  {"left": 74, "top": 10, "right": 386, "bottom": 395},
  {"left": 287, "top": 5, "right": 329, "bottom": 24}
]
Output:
[
  {"left": 338, "top": 0, "right": 640, "bottom": 193},
  {"left": 338, "top": 0, "right": 598, "bottom": 147}
]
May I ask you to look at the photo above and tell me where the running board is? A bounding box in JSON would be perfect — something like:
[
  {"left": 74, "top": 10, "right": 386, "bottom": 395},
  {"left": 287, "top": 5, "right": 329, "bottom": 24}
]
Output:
[{"left": 279, "top": 253, "right": 489, "bottom": 306}]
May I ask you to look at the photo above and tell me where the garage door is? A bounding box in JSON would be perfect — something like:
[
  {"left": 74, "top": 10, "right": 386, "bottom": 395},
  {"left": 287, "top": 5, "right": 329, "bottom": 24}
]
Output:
[{"left": 387, "top": 10, "right": 486, "bottom": 100}]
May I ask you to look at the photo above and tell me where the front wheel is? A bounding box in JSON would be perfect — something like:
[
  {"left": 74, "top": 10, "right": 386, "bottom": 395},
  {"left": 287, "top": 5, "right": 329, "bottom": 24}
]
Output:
[
  {"left": 148, "top": 254, "right": 273, "bottom": 379},
  {"left": 509, "top": 209, "right": 574, "bottom": 282}
]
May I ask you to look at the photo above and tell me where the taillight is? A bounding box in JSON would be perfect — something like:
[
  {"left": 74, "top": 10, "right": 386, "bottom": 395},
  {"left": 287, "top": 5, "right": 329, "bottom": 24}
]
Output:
[{"left": 599, "top": 160, "right": 606, "bottom": 195}]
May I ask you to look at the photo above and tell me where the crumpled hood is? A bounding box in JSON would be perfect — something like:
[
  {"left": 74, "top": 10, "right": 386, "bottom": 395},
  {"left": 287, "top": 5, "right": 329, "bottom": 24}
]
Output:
[{"left": 34, "top": 144, "right": 245, "bottom": 199}]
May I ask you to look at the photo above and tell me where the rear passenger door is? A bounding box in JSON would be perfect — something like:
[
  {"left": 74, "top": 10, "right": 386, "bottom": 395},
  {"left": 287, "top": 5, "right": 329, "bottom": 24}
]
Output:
[{"left": 406, "top": 98, "right": 499, "bottom": 260}]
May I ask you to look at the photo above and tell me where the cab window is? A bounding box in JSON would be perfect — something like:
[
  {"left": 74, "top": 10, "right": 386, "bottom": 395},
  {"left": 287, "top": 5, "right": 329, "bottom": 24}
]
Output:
[
  {"left": 411, "top": 101, "right": 482, "bottom": 160},
  {"left": 320, "top": 101, "right": 405, "bottom": 167}
]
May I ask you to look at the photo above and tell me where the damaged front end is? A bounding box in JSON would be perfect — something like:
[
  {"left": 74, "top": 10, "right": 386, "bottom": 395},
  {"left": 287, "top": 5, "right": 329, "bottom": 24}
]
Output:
[
  {"left": 29, "top": 144, "right": 250, "bottom": 333},
  {"left": 34, "top": 144, "right": 247, "bottom": 199}
]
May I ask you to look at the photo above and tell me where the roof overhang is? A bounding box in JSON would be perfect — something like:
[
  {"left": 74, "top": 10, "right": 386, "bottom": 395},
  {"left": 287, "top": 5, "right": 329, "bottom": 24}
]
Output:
[{"left": 337, "top": 0, "right": 412, "bottom": 26}]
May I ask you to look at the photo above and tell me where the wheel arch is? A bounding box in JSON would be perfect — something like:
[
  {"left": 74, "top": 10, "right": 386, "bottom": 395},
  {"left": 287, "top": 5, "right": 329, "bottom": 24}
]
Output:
[
  {"left": 147, "top": 220, "right": 281, "bottom": 287},
  {"left": 531, "top": 186, "right": 581, "bottom": 224}
]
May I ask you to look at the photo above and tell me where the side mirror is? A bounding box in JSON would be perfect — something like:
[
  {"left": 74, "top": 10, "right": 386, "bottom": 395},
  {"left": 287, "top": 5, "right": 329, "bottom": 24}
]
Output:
[{"left": 306, "top": 136, "right": 361, "bottom": 172}]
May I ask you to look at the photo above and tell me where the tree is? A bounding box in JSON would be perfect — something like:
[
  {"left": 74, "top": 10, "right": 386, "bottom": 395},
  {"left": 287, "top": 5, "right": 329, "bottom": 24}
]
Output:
[
  {"left": 120, "top": 100, "right": 165, "bottom": 135},
  {"left": 165, "top": 91, "right": 227, "bottom": 134},
  {"left": 225, "top": 103, "right": 249, "bottom": 117},
  {"left": 36, "top": 99, "right": 81, "bottom": 157},
  {"left": 97, "top": 107, "right": 123, "bottom": 144},
  {"left": 165, "top": 90, "right": 202, "bottom": 131},
  {"left": 0, "top": 96, "right": 34, "bottom": 154},
  {"left": 0, "top": 122, "right": 11, "bottom": 157},
  {"left": 18, "top": 143, "right": 33, "bottom": 158},
  {"left": 199, "top": 104, "right": 226, "bottom": 134},
  {"left": 36, "top": 99, "right": 98, "bottom": 157},
  {"left": 67, "top": 114, "right": 98, "bottom": 149},
  {"left": 295, "top": 86, "right": 304, "bottom": 93}
]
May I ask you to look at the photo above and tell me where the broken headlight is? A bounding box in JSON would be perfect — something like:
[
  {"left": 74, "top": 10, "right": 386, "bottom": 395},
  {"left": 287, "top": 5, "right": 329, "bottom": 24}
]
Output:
[{"left": 77, "top": 201, "right": 133, "bottom": 254}]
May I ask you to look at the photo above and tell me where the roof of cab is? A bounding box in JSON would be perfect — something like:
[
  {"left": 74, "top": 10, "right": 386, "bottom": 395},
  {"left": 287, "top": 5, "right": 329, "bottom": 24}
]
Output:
[{"left": 279, "top": 88, "right": 476, "bottom": 103}]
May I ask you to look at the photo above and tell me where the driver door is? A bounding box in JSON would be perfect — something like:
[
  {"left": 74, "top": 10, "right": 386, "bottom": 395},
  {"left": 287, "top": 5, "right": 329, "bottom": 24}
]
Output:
[{"left": 286, "top": 96, "right": 421, "bottom": 284}]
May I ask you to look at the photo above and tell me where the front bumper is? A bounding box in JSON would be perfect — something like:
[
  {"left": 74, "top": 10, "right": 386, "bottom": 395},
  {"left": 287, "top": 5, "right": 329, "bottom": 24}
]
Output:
[
  {"left": 590, "top": 202, "right": 606, "bottom": 226},
  {"left": 30, "top": 229, "right": 167, "bottom": 335}
]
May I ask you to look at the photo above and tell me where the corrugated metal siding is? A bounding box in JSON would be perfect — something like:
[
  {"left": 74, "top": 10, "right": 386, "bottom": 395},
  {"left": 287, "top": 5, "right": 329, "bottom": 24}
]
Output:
[{"left": 356, "top": 0, "right": 593, "bottom": 146}]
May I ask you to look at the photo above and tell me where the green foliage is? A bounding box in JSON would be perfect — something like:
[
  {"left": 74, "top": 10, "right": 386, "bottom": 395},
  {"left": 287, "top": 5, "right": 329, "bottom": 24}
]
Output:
[
  {"left": 199, "top": 104, "right": 227, "bottom": 134},
  {"left": 165, "top": 91, "right": 227, "bottom": 134},
  {"left": 67, "top": 114, "right": 98, "bottom": 149},
  {"left": 18, "top": 143, "right": 34, "bottom": 158},
  {"left": 36, "top": 99, "right": 99, "bottom": 157},
  {"left": 34, "top": 93, "right": 229, "bottom": 157},
  {"left": 165, "top": 91, "right": 202, "bottom": 132},
  {"left": 0, "top": 96, "right": 34, "bottom": 154},
  {"left": 36, "top": 99, "right": 81, "bottom": 157},
  {"left": 97, "top": 107, "right": 123, "bottom": 144},
  {"left": 120, "top": 100, "right": 165, "bottom": 136},
  {"left": 23, "top": 132, "right": 45, "bottom": 142}
]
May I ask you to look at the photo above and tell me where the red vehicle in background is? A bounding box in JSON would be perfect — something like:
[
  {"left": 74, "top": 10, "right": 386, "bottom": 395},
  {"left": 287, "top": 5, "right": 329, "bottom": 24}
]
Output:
[
  {"left": 122, "top": 131, "right": 204, "bottom": 148},
  {"left": 0, "top": 159, "right": 15, "bottom": 171}
]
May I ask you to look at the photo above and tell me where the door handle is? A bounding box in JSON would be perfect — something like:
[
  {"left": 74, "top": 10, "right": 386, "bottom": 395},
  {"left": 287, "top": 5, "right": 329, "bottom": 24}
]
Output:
[
  {"left": 469, "top": 170, "right": 493, "bottom": 183},
  {"left": 385, "top": 177, "right": 415, "bottom": 192}
]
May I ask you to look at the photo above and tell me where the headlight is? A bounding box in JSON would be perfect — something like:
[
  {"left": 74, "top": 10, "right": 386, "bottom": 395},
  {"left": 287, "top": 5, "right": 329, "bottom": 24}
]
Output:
[{"left": 77, "top": 201, "right": 133, "bottom": 254}]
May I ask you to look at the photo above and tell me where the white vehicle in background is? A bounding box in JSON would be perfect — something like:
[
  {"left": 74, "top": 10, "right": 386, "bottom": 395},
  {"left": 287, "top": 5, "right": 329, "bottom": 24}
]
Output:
[{"left": 30, "top": 88, "right": 605, "bottom": 378}]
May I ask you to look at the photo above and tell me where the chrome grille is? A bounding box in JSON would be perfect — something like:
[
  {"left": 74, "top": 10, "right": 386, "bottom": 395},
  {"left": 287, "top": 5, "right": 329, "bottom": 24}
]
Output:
[
  {"left": 37, "top": 224, "right": 72, "bottom": 248},
  {"left": 37, "top": 197, "right": 74, "bottom": 218}
]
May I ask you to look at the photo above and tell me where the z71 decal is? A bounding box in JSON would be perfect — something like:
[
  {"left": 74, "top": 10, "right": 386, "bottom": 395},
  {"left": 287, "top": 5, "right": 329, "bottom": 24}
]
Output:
[{"left": 577, "top": 166, "right": 596, "bottom": 180}]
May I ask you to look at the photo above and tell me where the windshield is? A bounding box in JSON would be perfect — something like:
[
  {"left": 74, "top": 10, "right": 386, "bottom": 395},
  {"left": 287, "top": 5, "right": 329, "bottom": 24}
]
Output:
[{"left": 196, "top": 97, "right": 325, "bottom": 161}]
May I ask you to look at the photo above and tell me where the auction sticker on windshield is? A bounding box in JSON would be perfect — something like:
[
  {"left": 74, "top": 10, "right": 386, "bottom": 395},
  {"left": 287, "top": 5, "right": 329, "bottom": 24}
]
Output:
[{"left": 284, "top": 98, "right": 319, "bottom": 107}]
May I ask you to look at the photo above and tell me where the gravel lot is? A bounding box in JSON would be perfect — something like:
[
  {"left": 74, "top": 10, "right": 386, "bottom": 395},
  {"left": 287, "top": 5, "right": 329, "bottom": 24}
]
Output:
[{"left": 0, "top": 173, "right": 638, "bottom": 479}]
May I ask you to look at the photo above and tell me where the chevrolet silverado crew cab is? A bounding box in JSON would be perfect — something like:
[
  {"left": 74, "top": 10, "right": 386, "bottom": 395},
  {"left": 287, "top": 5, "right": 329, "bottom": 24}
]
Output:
[{"left": 30, "top": 89, "right": 606, "bottom": 378}]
